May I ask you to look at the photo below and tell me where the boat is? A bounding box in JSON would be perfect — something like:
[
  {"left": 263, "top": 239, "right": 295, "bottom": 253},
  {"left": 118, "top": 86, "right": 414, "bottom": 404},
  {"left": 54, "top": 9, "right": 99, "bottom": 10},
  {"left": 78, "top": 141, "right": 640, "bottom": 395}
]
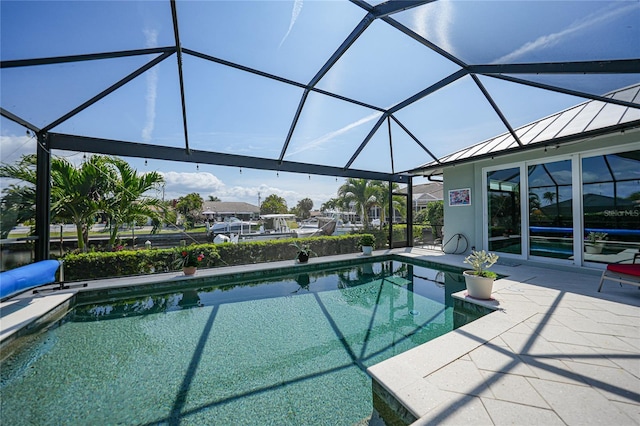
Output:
[
  {"left": 236, "top": 214, "right": 299, "bottom": 242},
  {"left": 294, "top": 217, "right": 337, "bottom": 237},
  {"left": 206, "top": 217, "right": 257, "bottom": 236},
  {"left": 208, "top": 214, "right": 339, "bottom": 243},
  {"left": 322, "top": 211, "right": 364, "bottom": 235}
]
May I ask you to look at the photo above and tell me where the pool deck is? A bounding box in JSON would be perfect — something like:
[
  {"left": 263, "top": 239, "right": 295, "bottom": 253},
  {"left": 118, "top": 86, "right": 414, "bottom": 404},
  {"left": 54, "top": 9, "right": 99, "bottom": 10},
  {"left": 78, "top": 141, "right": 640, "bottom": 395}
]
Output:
[{"left": 1, "top": 247, "right": 639, "bottom": 425}]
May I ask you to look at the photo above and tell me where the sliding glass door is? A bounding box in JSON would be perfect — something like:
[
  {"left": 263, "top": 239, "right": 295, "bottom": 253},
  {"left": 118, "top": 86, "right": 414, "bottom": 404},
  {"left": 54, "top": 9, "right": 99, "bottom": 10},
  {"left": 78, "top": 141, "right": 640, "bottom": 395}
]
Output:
[
  {"left": 487, "top": 168, "right": 521, "bottom": 255},
  {"left": 527, "top": 159, "right": 573, "bottom": 260},
  {"left": 485, "top": 149, "right": 639, "bottom": 265},
  {"left": 582, "top": 151, "right": 640, "bottom": 264}
]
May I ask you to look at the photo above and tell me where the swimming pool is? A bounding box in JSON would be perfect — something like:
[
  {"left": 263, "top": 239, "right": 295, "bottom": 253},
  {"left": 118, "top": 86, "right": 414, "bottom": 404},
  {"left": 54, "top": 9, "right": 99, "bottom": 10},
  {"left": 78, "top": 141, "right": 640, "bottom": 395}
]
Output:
[{"left": 1, "top": 257, "right": 487, "bottom": 425}]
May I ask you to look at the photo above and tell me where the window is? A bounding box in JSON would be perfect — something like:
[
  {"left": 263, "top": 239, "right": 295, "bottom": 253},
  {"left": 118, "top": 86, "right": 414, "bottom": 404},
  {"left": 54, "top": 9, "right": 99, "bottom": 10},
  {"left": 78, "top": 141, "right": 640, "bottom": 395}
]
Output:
[
  {"left": 528, "top": 160, "right": 573, "bottom": 260},
  {"left": 582, "top": 150, "right": 640, "bottom": 264},
  {"left": 487, "top": 168, "right": 521, "bottom": 255}
]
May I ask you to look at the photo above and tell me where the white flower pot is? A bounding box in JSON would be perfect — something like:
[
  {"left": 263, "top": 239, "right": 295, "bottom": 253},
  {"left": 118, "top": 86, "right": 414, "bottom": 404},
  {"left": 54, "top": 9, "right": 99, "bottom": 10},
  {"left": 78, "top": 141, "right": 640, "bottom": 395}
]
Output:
[
  {"left": 585, "top": 244, "right": 603, "bottom": 254},
  {"left": 463, "top": 271, "right": 494, "bottom": 299},
  {"left": 362, "top": 246, "right": 373, "bottom": 256}
]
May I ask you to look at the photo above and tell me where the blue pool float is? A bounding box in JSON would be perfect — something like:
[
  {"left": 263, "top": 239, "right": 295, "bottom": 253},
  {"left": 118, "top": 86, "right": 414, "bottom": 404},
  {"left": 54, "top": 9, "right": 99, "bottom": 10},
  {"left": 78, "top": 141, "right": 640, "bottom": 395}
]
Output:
[{"left": 0, "top": 260, "right": 61, "bottom": 300}]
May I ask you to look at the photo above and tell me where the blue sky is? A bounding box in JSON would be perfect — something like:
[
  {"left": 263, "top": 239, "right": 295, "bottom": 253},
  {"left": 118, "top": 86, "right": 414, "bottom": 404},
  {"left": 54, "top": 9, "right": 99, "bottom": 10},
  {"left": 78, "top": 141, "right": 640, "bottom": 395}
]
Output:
[{"left": 1, "top": 0, "right": 638, "bottom": 209}]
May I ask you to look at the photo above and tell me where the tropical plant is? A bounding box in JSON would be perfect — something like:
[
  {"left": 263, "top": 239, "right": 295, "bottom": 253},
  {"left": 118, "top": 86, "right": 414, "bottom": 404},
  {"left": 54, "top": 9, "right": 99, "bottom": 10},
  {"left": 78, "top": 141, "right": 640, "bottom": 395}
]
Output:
[
  {"left": 100, "top": 157, "right": 165, "bottom": 249},
  {"left": 296, "top": 197, "right": 314, "bottom": 219},
  {"left": 529, "top": 192, "right": 541, "bottom": 211},
  {"left": 0, "top": 154, "right": 167, "bottom": 250},
  {"left": 49, "top": 155, "right": 114, "bottom": 251},
  {"left": 358, "top": 234, "right": 375, "bottom": 248},
  {"left": 0, "top": 183, "right": 35, "bottom": 239},
  {"left": 464, "top": 250, "right": 499, "bottom": 279},
  {"left": 176, "top": 192, "right": 204, "bottom": 229},
  {"left": 0, "top": 155, "right": 39, "bottom": 239},
  {"left": 338, "top": 178, "right": 377, "bottom": 228},
  {"left": 414, "top": 209, "right": 429, "bottom": 224},
  {"left": 174, "top": 248, "right": 205, "bottom": 268},
  {"left": 320, "top": 197, "right": 345, "bottom": 212},
  {"left": 542, "top": 191, "right": 556, "bottom": 205},
  {"left": 290, "top": 240, "right": 316, "bottom": 258},
  {"left": 260, "top": 194, "right": 288, "bottom": 215},
  {"left": 370, "top": 180, "right": 406, "bottom": 228},
  {"left": 425, "top": 200, "right": 444, "bottom": 238},
  {"left": 586, "top": 231, "right": 608, "bottom": 244}
]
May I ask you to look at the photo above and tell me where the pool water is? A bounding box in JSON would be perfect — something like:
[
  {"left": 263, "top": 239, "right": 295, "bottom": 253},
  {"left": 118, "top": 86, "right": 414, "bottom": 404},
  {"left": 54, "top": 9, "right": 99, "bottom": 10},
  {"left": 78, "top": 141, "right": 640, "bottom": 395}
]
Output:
[{"left": 1, "top": 259, "right": 484, "bottom": 425}]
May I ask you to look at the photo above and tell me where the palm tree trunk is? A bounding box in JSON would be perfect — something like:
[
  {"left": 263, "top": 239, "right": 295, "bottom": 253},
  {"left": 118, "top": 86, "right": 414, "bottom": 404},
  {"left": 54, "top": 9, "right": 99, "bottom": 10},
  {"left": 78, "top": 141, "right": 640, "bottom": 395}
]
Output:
[
  {"left": 108, "top": 221, "right": 119, "bottom": 250},
  {"left": 75, "top": 221, "right": 85, "bottom": 252}
]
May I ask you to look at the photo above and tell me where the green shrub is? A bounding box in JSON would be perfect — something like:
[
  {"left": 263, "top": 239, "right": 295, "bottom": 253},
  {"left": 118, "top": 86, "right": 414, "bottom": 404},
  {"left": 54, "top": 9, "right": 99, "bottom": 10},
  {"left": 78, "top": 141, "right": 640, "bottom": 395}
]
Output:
[
  {"left": 61, "top": 235, "right": 361, "bottom": 281},
  {"left": 358, "top": 234, "right": 375, "bottom": 248},
  {"left": 62, "top": 244, "right": 221, "bottom": 281},
  {"left": 414, "top": 209, "right": 429, "bottom": 224},
  {"left": 426, "top": 201, "right": 444, "bottom": 237},
  {"left": 385, "top": 224, "right": 424, "bottom": 243}
]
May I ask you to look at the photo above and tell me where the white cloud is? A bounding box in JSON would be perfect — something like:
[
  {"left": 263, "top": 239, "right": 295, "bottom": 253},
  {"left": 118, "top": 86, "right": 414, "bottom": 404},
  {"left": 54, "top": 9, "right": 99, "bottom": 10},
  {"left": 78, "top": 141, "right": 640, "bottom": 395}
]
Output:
[
  {"left": 160, "top": 171, "right": 225, "bottom": 192},
  {"left": 142, "top": 29, "right": 158, "bottom": 142},
  {"left": 0, "top": 134, "right": 36, "bottom": 165},
  {"left": 223, "top": 183, "right": 298, "bottom": 205},
  {"left": 414, "top": 0, "right": 454, "bottom": 54},
  {"left": 285, "top": 110, "right": 382, "bottom": 158},
  {"left": 279, "top": 0, "right": 303, "bottom": 48},
  {"left": 494, "top": 3, "right": 638, "bottom": 64},
  {"left": 0, "top": 134, "right": 38, "bottom": 191}
]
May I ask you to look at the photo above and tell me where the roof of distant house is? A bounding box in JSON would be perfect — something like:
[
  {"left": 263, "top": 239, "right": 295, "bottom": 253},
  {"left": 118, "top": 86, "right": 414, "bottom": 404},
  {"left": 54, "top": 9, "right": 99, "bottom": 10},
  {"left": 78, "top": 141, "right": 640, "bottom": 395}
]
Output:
[
  {"left": 398, "top": 182, "right": 443, "bottom": 203},
  {"left": 202, "top": 201, "right": 260, "bottom": 215}
]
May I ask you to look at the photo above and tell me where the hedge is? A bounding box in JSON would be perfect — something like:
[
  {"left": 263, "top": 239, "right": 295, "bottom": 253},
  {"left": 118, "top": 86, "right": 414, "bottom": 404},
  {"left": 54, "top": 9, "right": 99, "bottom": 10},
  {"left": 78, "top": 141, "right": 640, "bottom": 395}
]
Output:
[{"left": 61, "top": 235, "right": 363, "bottom": 281}]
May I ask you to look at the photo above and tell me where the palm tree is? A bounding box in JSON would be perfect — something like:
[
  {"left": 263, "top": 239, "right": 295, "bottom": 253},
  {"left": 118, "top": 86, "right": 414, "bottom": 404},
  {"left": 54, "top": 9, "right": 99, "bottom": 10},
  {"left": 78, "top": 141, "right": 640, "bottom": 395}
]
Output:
[
  {"left": 50, "top": 155, "right": 114, "bottom": 251},
  {"left": 542, "top": 191, "right": 556, "bottom": 205},
  {"left": 529, "top": 192, "right": 541, "bottom": 210},
  {"left": 296, "top": 197, "right": 313, "bottom": 219},
  {"left": 542, "top": 190, "right": 562, "bottom": 224},
  {"left": 320, "top": 197, "right": 345, "bottom": 212},
  {"left": 100, "top": 158, "right": 165, "bottom": 249},
  {"left": 0, "top": 155, "right": 37, "bottom": 238},
  {"left": 370, "top": 181, "right": 406, "bottom": 227},
  {"left": 1, "top": 154, "right": 165, "bottom": 251},
  {"left": 337, "top": 178, "right": 376, "bottom": 228}
]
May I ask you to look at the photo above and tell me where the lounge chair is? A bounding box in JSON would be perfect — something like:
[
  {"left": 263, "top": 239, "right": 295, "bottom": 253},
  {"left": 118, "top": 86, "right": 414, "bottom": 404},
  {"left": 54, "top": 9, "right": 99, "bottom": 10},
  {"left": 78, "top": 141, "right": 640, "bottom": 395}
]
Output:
[{"left": 597, "top": 252, "right": 640, "bottom": 292}]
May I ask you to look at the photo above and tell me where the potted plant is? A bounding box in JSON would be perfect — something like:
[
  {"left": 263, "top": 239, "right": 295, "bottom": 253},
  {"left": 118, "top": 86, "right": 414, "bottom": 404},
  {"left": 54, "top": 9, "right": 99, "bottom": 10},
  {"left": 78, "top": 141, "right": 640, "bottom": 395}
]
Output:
[
  {"left": 585, "top": 231, "right": 607, "bottom": 254},
  {"left": 358, "top": 234, "right": 375, "bottom": 256},
  {"left": 291, "top": 241, "right": 316, "bottom": 263},
  {"left": 463, "top": 249, "right": 499, "bottom": 299},
  {"left": 175, "top": 248, "right": 205, "bottom": 275}
]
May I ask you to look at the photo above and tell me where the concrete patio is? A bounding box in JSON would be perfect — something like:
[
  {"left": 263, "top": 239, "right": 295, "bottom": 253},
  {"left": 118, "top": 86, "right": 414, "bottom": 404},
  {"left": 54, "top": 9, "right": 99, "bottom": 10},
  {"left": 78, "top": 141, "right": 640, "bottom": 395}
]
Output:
[
  {"left": 1, "top": 247, "right": 639, "bottom": 425},
  {"left": 370, "top": 248, "right": 640, "bottom": 425}
]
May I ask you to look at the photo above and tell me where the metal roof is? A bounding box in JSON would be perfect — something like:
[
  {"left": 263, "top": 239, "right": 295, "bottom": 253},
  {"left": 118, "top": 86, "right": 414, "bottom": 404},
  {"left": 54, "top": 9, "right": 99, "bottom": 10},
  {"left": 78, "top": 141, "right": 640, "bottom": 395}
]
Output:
[{"left": 413, "top": 83, "right": 640, "bottom": 177}]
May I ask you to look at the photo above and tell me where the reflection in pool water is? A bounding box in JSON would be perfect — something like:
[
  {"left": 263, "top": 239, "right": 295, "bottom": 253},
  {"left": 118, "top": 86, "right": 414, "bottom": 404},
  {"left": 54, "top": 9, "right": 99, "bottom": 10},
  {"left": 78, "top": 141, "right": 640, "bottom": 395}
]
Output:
[{"left": 1, "top": 258, "right": 486, "bottom": 425}]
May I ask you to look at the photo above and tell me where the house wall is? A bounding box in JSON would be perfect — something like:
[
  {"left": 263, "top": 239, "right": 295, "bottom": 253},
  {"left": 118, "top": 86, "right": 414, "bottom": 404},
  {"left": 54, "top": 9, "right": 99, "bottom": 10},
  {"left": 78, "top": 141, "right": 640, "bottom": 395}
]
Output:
[
  {"left": 442, "top": 129, "right": 640, "bottom": 254},
  {"left": 441, "top": 163, "right": 477, "bottom": 253}
]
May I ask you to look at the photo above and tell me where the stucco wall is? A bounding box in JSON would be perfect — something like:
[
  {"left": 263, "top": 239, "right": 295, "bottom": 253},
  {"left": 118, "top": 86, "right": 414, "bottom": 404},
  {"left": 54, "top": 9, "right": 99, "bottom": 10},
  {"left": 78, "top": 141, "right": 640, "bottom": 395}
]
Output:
[
  {"left": 441, "top": 162, "right": 478, "bottom": 254},
  {"left": 442, "top": 129, "right": 640, "bottom": 254}
]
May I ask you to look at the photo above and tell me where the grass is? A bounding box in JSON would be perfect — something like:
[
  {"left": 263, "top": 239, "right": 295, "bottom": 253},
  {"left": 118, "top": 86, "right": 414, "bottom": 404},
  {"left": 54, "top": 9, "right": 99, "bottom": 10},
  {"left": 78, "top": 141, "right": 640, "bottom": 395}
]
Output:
[{"left": 7, "top": 225, "right": 209, "bottom": 239}]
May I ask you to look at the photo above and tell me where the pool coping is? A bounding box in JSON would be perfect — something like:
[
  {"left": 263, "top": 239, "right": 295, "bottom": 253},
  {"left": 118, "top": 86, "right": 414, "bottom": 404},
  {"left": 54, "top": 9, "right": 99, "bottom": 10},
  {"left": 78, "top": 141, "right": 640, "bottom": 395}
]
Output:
[
  {"left": 368, "top": 249, "right": 640, "bottom": 425},
  {"left": 0, "top": 250, "right": 404, "bottom": 351},
  {"left": 2, "top": 247, "right": 639, "bottom": 426}
]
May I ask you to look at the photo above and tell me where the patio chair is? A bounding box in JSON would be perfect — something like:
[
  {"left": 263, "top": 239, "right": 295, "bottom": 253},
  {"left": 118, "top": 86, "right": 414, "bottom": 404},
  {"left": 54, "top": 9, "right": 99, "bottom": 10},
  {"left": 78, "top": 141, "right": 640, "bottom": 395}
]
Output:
[{"left": 597, "top": 251, "right": 640, "bottom": 292}]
